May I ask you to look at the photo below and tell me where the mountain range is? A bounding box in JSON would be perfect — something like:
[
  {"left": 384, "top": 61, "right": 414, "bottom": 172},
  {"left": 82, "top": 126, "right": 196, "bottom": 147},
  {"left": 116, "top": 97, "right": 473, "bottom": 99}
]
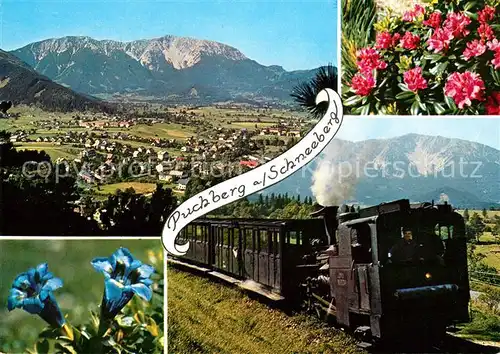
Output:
[
  {"left": 0, "top": 49, "right": 112, "bottom": 112},
  {"left": 264, "top": 133, "right": 500, "bottom": 209},
  {"left": 9, "top": 35, "right": 320, "bottom": 104}
]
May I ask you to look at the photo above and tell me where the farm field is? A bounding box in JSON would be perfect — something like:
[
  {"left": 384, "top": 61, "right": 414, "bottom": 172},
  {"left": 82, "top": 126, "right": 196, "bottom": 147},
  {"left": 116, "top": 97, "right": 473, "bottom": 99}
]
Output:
[
  {"left": 94, "top": 181, "right": 159, "bottom": 195},
  {"left": 0, "top": 239, "right": 162, "bottom": 353},
  {"left": 167, "top": 267, "right": 363, "bottom": 354},
  {"left": 14, "top": 142, "right": 81, "bottom": 160}
]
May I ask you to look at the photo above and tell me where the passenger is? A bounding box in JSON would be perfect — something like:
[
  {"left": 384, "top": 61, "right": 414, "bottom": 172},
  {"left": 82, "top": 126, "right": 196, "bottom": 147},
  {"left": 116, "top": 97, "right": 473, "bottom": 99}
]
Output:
[{"left": 388, "top": 228, "right": 419, "bottom": 262}]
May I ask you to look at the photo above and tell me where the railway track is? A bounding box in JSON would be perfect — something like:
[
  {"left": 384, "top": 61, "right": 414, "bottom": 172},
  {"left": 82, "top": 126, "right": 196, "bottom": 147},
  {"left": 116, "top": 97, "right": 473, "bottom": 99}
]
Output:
[{"left": 167, "top": 257, "right": 500, "bottom": 354}]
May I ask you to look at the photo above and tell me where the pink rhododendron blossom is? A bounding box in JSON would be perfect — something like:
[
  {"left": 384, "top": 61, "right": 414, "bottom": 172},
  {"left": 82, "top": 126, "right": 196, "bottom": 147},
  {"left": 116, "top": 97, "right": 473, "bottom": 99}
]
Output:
[
  {"left": 485, "top": 92, "right": 500, "bottom": 115},
  {"left": 356, "top": 48, "right": 387, "bottom": 73},
  {"left": 463, "top": 40, "right": 487, "bottom": 60},
  {"left": 484, "top": 92, "right": 500, "bottom": 116},
  {"left": 351, "top": 72, "right": 376, "bottom": 96},
  {"left": 403, "top": 67, "right": 427, "bottom": 92},
  {"left": 478, "top": 5, "right": 496, "bottom": 23},
  {"left": 376, "top": 32, "right": 394, "bottom": 49},
  {"left": 478, "top": 23, "right": 495, "bottom": 41},
  {"left": 443, "top": 12, "right": 471, "bottom": 38},
  {"left": 401, "top": 32, "right": 420, "bottom": 50},
  {"left": 427, "top": 28, "right": 454, "bottom": 53},
  {"left": 403, "top": 4, "right": 425, "bottom": 22},
  {"left": 487, "top": 39, "right": 500, "bottom": 69},
  {"left": 423, "top": 12, "right": 442, "bottom": 29},
  {"left": 444, "top": 72, "right": 485, "bottom": 109}
]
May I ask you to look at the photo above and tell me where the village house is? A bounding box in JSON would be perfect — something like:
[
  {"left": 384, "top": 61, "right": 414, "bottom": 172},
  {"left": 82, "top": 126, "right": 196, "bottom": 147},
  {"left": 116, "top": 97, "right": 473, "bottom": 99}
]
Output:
[
  {"left": 176, "top": 178, "right": 190, "bottom": 191},
  {"left": 158, "top": 173, "right": 173, "bottom": 182},
  {"left": 169, "top": 170, "right": 187, "bottom": 178},
  {"left": 157, "top": 151, "right": 168, "bottom": 160}
]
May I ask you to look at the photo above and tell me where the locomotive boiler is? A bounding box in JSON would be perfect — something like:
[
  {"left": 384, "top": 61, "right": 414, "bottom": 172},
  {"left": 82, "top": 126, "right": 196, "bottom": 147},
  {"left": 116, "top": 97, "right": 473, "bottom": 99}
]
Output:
[{"left": 173, "top": 198, "right": 470, "bottom": 343}]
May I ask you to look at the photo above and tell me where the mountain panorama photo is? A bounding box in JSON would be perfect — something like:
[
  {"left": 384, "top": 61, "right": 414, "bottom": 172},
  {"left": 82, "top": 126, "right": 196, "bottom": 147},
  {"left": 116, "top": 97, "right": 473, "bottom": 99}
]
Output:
[
  {"left": 1, "top": 1, "right": 500, "bottom": 353},
  {"left": 6, "top": 35, "right": 322, "bottom": 105}
]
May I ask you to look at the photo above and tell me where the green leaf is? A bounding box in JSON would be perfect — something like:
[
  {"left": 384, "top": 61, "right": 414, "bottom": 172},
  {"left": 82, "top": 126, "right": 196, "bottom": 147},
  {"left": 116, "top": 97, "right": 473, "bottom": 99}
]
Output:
[
  {"left": 395, "top": 91, "right": 415, "bottom": 100},
  {"left": 344, "top": 94, "right": 365, "bottom": 107},
  {"left": 433, "top": 102, "right": 447, "bottom": 115},
  {"left": 398, "top": 83, "right": 411, "bottom": 92},
  {"left": 429, "top": 62, "right": 449, "bottom": 77},
  {"left": 360, "top": 103, "right": 371, "bottom": 116},
  {"left": 410, "top": 100, "right": 420, "bottom": 116},
  {"left": 36, "top": 339, "right": 50, "bottom": 354},
  {"left": 444, "top": 95, "right": 457, "bottom": 110},
  {"left": 463, "top": 1, "right": 477, "bottom": 11}
]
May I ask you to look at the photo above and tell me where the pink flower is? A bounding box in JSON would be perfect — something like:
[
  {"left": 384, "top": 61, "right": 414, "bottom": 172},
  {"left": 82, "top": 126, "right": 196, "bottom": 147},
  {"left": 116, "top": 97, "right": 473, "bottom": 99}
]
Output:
[
  {"left": 403, "top": 4, "right": 425, "bottom": 22},
  {"left": 376, "top": 32, "right": 394, "bottom": 49},
  {"left": 444, "top": 71, "right": 485, "bottom": 109},
  {"left": 427, "top": 28, "right": 454, "bottom": 53},
  {"left": 423, "top": 12, "right": 442, "bottom": 29},
  {"left": 487, "top": 38, "right": 500, "bottom": 52},
  {"left": 492, "top": 52, "right": 500, "bottom": 69},
  {"left": 463, "top": 40, "right": 487, "bottom": 61},
  {"left": 478, "top": 23, "right": 495, "bottom": 41},
  {"left": 404, "top": 67, "right": 428, "bottom": 92},
  {"left": 392, "top": 33, "right": 401, "bottom": 46},
  {"left": 351, "top": 72, "right": 376, "bottom": 96},
  {"left": 443, "top": 12, "right": 471, "bottom": 38},
  {"left": 400, "top": 32, "right": 420, "bottom": 50},
  {"left": 356, "top": 48, "right": 387, "bottom": 73},
  {"left": 478, "top": 5, "right": 496, "bottom": 23},
  {"left": 485, "top": 92, "right": 500, "bottom": 115},
  {"left": 487, "top": 39, "right": 500, "bottom": 69}
]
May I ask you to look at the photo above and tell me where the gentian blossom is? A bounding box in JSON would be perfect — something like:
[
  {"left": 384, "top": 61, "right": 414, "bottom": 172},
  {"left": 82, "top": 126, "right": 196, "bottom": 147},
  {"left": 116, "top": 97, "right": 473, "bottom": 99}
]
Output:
[
  {"left": 401, "top": 32, "right": 420, "bottom": 50},
  {"left": 427, "top": 28, "right": 454, "bottom": 53},
  {"left": 423, "top": 12, "right": 442, "bottom": 29},
  {"left": 8, "top": 263, "right": 65, "bottom": 328},
  {"left": 92, "top": 247, "right": 155, "bottom": 319},
  {"left": 356, "top": 48, "right": 387, "bottom": 73},
  {"left": 404, "top": 67, "right": 427, "bottom": 92},
  {"left": 478, "top": 5, "right": 496, "bottom": 23},
  {"left": 351, "top": 72, "right": 376, "bottom": 96},
  {"left": 444, "top": 71, "right": 485, "bottom": 109},
  {"left": 463, "top": 40, "right": 487, "bottom": 61},
  {"left": 443, "top": 12, "right": 471, "bottom": 38},
  {"left": 485, "top": 92, "right": 500, "bottom": 115},
  {"left": 403, "top": 4, "right": 425, "bottom": 22}
]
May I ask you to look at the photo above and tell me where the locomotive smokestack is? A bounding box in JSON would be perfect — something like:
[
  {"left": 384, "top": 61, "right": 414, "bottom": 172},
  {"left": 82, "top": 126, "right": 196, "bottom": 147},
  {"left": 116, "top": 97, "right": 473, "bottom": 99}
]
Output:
[{"left": 311, "top": 204, "right": 339, "bottom": 244}]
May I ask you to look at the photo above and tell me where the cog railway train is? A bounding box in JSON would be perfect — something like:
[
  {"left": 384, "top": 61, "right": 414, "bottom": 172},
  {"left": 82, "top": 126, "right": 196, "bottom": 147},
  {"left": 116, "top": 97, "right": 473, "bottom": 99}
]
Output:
[{"left": 171, "top": 199, "right": 470, "bottom": 343}]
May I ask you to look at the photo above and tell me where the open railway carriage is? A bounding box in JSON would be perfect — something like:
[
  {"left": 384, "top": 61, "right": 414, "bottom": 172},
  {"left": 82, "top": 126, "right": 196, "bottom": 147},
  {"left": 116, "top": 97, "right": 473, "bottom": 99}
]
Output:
[{"left": 174, "top": 199, "right": 470, "bottom": 342}]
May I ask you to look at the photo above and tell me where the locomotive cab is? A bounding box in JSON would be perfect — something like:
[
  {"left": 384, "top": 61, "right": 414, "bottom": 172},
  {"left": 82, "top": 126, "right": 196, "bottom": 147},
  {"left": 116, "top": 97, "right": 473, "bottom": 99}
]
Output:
[{"left": 322, "top": 199, "right": 470, "bottom": 343}]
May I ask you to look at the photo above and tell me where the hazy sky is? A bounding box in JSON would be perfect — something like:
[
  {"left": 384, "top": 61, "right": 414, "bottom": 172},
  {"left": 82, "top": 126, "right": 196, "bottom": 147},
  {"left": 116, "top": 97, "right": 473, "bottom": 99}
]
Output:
[
  {"left": 336, "top": 118, "right": 500, "bottom": 150},
  {"left": 0, "top": 0, "right": 338, "bottom": 71}
]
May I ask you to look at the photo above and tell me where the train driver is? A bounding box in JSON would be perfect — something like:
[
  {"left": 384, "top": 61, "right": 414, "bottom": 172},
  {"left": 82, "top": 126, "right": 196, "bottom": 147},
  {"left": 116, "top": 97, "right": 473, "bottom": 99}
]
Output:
[{"left": 388, "top": 227, "right": 419, "bottom": 262}]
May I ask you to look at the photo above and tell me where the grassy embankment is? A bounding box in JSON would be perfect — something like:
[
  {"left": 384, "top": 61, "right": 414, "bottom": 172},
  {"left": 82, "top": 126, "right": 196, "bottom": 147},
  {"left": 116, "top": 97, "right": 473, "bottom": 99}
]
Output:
[{"left": 167, "top": 267, "right": 364, "bottom": 354}]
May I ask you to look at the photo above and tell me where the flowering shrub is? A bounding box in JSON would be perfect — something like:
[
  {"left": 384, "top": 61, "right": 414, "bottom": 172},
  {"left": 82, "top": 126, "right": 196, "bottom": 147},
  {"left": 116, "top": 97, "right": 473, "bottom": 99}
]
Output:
[
  {"left": 6, "top": 248, "right": 163, "bottom": 354},
  {"left": 342, "top": 0, "right": 500, "bottom": 115}
]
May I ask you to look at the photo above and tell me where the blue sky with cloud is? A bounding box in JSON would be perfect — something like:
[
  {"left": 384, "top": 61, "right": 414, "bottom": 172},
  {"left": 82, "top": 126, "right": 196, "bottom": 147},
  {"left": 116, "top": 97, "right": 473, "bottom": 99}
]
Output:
[{"left": 0, "top": 0, "right": 337, "bottom": 71}]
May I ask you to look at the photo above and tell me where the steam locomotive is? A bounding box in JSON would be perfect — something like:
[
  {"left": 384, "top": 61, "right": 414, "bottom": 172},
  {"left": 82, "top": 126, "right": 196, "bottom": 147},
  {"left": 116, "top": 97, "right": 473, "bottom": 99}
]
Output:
[{"left": 173, "top": 199, "right": 470, "bottom": 343}]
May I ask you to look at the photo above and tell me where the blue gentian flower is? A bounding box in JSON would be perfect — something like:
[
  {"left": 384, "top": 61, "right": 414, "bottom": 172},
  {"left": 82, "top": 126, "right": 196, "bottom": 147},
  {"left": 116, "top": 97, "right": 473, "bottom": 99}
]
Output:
[
  {"left": 91, "top": 247, "right": 155, "bottom": 319},
  {"left": 7, "top": 263, "right": 65, "bottom": 328}
]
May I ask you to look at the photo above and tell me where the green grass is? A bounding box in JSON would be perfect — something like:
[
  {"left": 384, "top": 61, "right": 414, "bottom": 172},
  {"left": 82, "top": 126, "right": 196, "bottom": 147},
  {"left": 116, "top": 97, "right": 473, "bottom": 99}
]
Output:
[
  {"left": 95, "top": 182, "right": 158, "bottom": 195},
  {"left": 167, "top": 267, "right": 363, "bottom": 354},
  {"left": 14, "top": 142, "right": 81, "bottom": 160},
  {"left": 475, "top": 244, "right": 500, "bottom": 270},
  {"left": 0, "top": 239, "right": 162, "bottom": 353}
]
